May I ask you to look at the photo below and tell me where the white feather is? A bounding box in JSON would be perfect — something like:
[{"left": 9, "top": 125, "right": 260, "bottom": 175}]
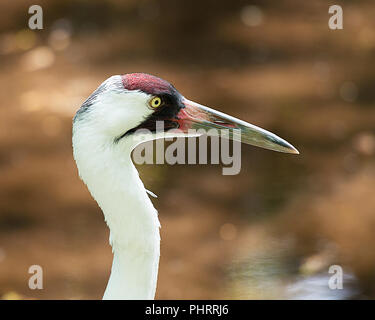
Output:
[{"left": 73, "top": 76, "right": 162, "bottom": 299}]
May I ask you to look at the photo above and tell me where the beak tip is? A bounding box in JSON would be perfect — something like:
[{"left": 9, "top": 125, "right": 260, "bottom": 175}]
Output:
[{"left": 288, "top": 146, "right": 300, "bottom": 155}]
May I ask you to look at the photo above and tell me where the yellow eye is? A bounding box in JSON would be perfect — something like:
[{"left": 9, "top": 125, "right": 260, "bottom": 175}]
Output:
[{"left": 149, "top": 97, "right": 162, "bottom": 108}]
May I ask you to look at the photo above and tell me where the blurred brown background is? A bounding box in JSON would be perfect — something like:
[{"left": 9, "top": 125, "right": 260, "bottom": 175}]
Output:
[{"left": 0, "top": 0, "right": 375, "bottom": 299}]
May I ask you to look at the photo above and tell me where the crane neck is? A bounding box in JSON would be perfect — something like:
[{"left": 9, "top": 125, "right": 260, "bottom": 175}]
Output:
[
  {"left": 102, "top": 158, "right": 160, "bottom": 300},
  {"left": 73, "top": 133, "right": 160, "bottom": 299}
]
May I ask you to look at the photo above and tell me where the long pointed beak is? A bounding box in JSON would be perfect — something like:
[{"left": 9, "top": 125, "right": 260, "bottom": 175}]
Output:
[{"left": 176, "top": 98, "right": 299, "bottom": 154}]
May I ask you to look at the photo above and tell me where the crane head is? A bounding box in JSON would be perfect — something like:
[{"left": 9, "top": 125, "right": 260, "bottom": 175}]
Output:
[{"left": 73, "top": 73, "right": 299, "bottom": 154}]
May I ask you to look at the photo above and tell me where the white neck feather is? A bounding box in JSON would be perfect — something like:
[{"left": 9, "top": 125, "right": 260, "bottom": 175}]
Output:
[{"left": 73, "top": 129, "right": 160, "bottom": 300}]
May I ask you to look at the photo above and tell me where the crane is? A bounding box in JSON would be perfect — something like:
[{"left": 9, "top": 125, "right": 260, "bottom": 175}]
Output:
[{"left": 72, "top": 73, "right": 298, "bottom": 299}]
